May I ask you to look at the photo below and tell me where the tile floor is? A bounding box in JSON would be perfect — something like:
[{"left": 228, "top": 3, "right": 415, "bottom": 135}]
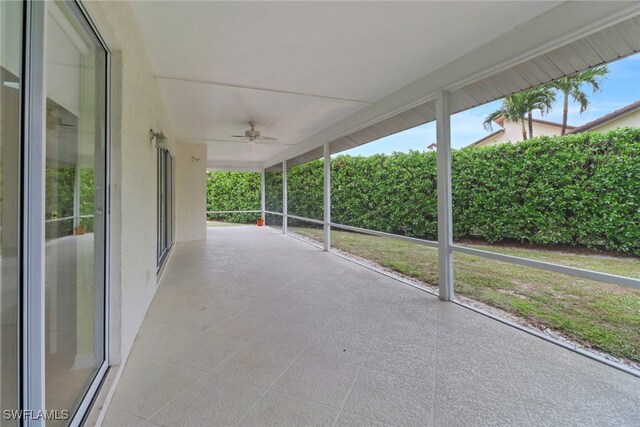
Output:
[{"left": 103, "top": 226, "right": 640, "bottom": 426}]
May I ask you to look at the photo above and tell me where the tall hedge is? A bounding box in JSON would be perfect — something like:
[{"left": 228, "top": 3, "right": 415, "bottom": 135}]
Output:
[
  {"left": 207, "top": 128, "right": 640, "bottom": 255},
  {"left": 206, "top": 171, "right": 261, "bottom": 223}
]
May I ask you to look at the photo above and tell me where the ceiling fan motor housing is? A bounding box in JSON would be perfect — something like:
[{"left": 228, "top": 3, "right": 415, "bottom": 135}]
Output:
[{"left": 245, "top": 129, "right": 261, "bottom": 140}]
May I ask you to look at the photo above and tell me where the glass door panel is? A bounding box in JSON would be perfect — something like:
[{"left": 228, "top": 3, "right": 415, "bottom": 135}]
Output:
[{"left": 45, "top": 0, "right": 106, "bottom": 422}]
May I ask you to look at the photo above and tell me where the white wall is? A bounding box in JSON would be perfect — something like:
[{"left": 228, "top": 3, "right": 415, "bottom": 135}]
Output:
[
  {"left": 590, "top": 109, "right": 640, "bottom": 132},
  {"left": 480, "top": 119, "right": 564, "bottom": 146},
  {"left": 175, "top": 142, "right": 207, "bottom": 242},
  {"left": 82, "top": 1, "right": 177, "bottom": 362}
]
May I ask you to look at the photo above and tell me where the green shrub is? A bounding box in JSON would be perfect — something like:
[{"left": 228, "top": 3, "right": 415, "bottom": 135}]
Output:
[
  {"left": 207, "top": 127, "right": 640, "bottom": 255},
  {"left": 206, "top": 171, "right": 261, "bottom": 223}
]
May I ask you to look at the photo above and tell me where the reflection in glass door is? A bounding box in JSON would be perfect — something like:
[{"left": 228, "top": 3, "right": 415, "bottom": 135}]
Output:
[
  {"left": 44, "top": 0, "right": 107, "bottom": 422},
  {"left": 0, "top": 1, "right": 23, "bottom": 424}
]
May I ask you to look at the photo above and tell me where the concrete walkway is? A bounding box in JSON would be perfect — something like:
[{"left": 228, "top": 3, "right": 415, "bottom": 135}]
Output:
[{"left": 104, "top": 226, "right": 640, "bottom": 426}]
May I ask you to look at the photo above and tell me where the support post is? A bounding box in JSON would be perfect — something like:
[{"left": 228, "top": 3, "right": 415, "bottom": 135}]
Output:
[
  {"left": 73, "top": 165, "right": 80, "bottom": 228},
  {"left": 282, "top": 160, "right": 288, "bottom": 234},
  {"left": 436, "top": 90, "right": 454, "bottom": 301},
  {"left": 261, "top": 169, "right": 266, "bottom": 221},
  {"left": 323, "top": 141, "right": 331, "bottom": 251}
]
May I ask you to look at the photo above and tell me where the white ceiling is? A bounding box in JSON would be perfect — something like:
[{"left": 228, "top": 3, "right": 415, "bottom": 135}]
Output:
[{"left": 130, "top": 1, "right": 564, "bottom": 168}]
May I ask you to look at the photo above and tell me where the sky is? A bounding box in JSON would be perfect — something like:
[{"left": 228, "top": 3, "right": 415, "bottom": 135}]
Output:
[{"left": 345, "top": 52, "right": 640, "bottom": 156}]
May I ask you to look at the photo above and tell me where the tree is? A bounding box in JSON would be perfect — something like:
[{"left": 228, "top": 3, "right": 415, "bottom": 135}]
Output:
[
  {"left": 483, "top": 87, "right": 555, "bottom": 140},
  {"left": 547, "top": 65, "right": 608, "bottom": 135}
]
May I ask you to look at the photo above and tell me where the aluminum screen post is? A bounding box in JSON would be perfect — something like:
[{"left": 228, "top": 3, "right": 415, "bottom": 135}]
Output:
[
  {"left": 282, "top": 160, "right": 288, "bottom": 234},
  {"left": 261, "top": 169, "right": 266, "bottom": 221},
  {"left": 436, "top": 90, "right": 454, "bottom": 301},
  {"left": 73, "top": 163, "right": 80, "bottom": 228},
  {"left": 323, "top": 141, "right": 331, "bottom": 251}
]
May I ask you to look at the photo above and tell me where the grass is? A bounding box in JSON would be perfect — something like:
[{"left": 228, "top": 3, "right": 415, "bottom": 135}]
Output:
[{"left": 289, "top": 226, "right": 640, "bottom": 365}]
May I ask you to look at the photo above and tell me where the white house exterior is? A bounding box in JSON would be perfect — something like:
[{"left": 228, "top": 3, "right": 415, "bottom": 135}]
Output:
[
  {"left": 472, "top": 116, "right": 574, "bottom": 147},
  {"left": 472, "top": 100, "right": 640, "bottom": 147}
]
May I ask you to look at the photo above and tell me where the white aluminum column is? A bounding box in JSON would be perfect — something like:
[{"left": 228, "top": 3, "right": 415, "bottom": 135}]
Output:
[
  {"left": 73, "top": 165, "right": 80, "bottom": 228},
  {"left": 323, "top": 141, "right": 331, "bottom": 251},
  {"left": 261, "top": 169, "right": 266, "bottom": 221},
  {"left": 282, "top": 160, "right": 288, "bottom": 234},
  {"left": 436, "top": 90, "right": 454, "bottom": 301}
]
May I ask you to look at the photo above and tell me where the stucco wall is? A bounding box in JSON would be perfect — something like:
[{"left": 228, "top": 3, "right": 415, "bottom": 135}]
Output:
[
  {"left": 82, "top": 1, "right": 176, "bottom": 361},
  {"left": 589, "top": 109, "right": 640, "bottom": 133},
  {"left": 479, "top": 119, "right": 563, "bottom": 146},
  {"left": 175, "top": 142, "right": 207, "bottom": 242}
]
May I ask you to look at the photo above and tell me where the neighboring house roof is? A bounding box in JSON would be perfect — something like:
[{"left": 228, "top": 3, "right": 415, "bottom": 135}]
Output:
[
  {"left": 471, "top": 129, "right": 505, "bottom": 146},
  {"left": 570, "top": 100, "right": 640, "bottom": 133}
]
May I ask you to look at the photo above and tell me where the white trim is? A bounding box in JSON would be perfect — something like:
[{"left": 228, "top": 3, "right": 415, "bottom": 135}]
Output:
[
  {"left": 207, "top": 210, "right": 260, "bottom": 214},
  {"left": 329, "top": 222, "right": 438, "bottom": 249},
  {"left": 436, "top": 90, "right": 453, "bottom": 302},
  {"left": 23, "top": 0, "right": 47, "bottom": 423},
  {"left": 451, "top": 244, "right": 640, "bottom": 290},
  {"left": 287, "top": 214, "right": 323, "bottom": 226}
]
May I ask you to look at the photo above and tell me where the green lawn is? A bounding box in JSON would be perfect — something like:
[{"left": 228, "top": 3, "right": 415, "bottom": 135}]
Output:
[{"left": 290, "top": 226, "right": 640, "bottom": 365}]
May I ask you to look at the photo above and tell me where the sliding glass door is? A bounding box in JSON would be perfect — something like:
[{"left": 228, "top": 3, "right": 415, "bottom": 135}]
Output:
[
  {"left": 44, "top": 0, "right": 107, "bottom": 422},
  {"left": 1, "top": 0, "right": 109, "bottom": 424}
]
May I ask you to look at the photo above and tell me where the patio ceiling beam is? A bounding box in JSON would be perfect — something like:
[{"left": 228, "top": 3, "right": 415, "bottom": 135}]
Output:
[{"left": 155, "top": 75, "right": 373, "bottom": 106}]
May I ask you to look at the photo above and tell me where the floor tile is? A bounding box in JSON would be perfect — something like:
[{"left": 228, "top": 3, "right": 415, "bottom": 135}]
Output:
[
  {"left": 365, "top": 336, "right": 436, "bottom": 380},
  {"left": 213, "top": 342, "right": 299, "bottom": 388},
  {"left": 162, "top": 332, "right": 247, "bottom": 371},
  {"left": 282, "top": 303, "right": 337, "bottom": 327},
  {"left": 305, "top": 329, "right": 372, "bottom": 364},
  {"left": 111, "top": 360, "right": 204, "bottom": 420},
  {"left": 171, "top": 306, "right": 236, "bottom": 333},
  {"left": 344, "top": 368, "right": 435, "bottom": 426},
  {"left": 239, "top": 391, "right": 339, "bottom": 427},
  {"left": 254, "top": 319, "right": 320, "bottom": 351},
  {"left": 210, "top": 312, "right": 277, "bottom": 340},
  {"left": 273, "top": 353, "right": 359, "bottom": 407},
  {"left": 149, "top": 373, "right": 265, "bottom": 426},
  {"left": 245, "top": 297, "right": 298, "bottom": 319},
  {"left": 335, "top": 412, "right": 391, "bottom": 427},
  {"left": 102, "top": 407, "right": 146, "bottom": 427}
]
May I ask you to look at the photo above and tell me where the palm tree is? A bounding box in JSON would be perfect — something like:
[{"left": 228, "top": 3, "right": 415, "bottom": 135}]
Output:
[
  {"left": 483, "top": 87, "right": 555, "bottom": 140},
  {"left": 547, "top": 65, "right": 608, "bottom": 135},
  {"left": 523, "top": 87, "right": 556, "bottom": 138}
]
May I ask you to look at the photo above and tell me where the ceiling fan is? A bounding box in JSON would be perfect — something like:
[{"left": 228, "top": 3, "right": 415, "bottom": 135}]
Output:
[{"left": 231, "top": 121, "right": 278, "bottom": 143}]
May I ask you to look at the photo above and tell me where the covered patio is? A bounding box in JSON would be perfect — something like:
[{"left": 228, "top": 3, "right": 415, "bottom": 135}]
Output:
[{"left": 103, "top": 226, "right": 640, "bottom": 426}]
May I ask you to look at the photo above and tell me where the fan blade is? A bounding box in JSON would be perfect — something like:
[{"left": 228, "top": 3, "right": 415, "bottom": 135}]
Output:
[
  {"left": 231, "top": 135, "right": 246, "bottom": 138},
  {"left": 261, "top": 136, "right": 278, "bottom": 141}
]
